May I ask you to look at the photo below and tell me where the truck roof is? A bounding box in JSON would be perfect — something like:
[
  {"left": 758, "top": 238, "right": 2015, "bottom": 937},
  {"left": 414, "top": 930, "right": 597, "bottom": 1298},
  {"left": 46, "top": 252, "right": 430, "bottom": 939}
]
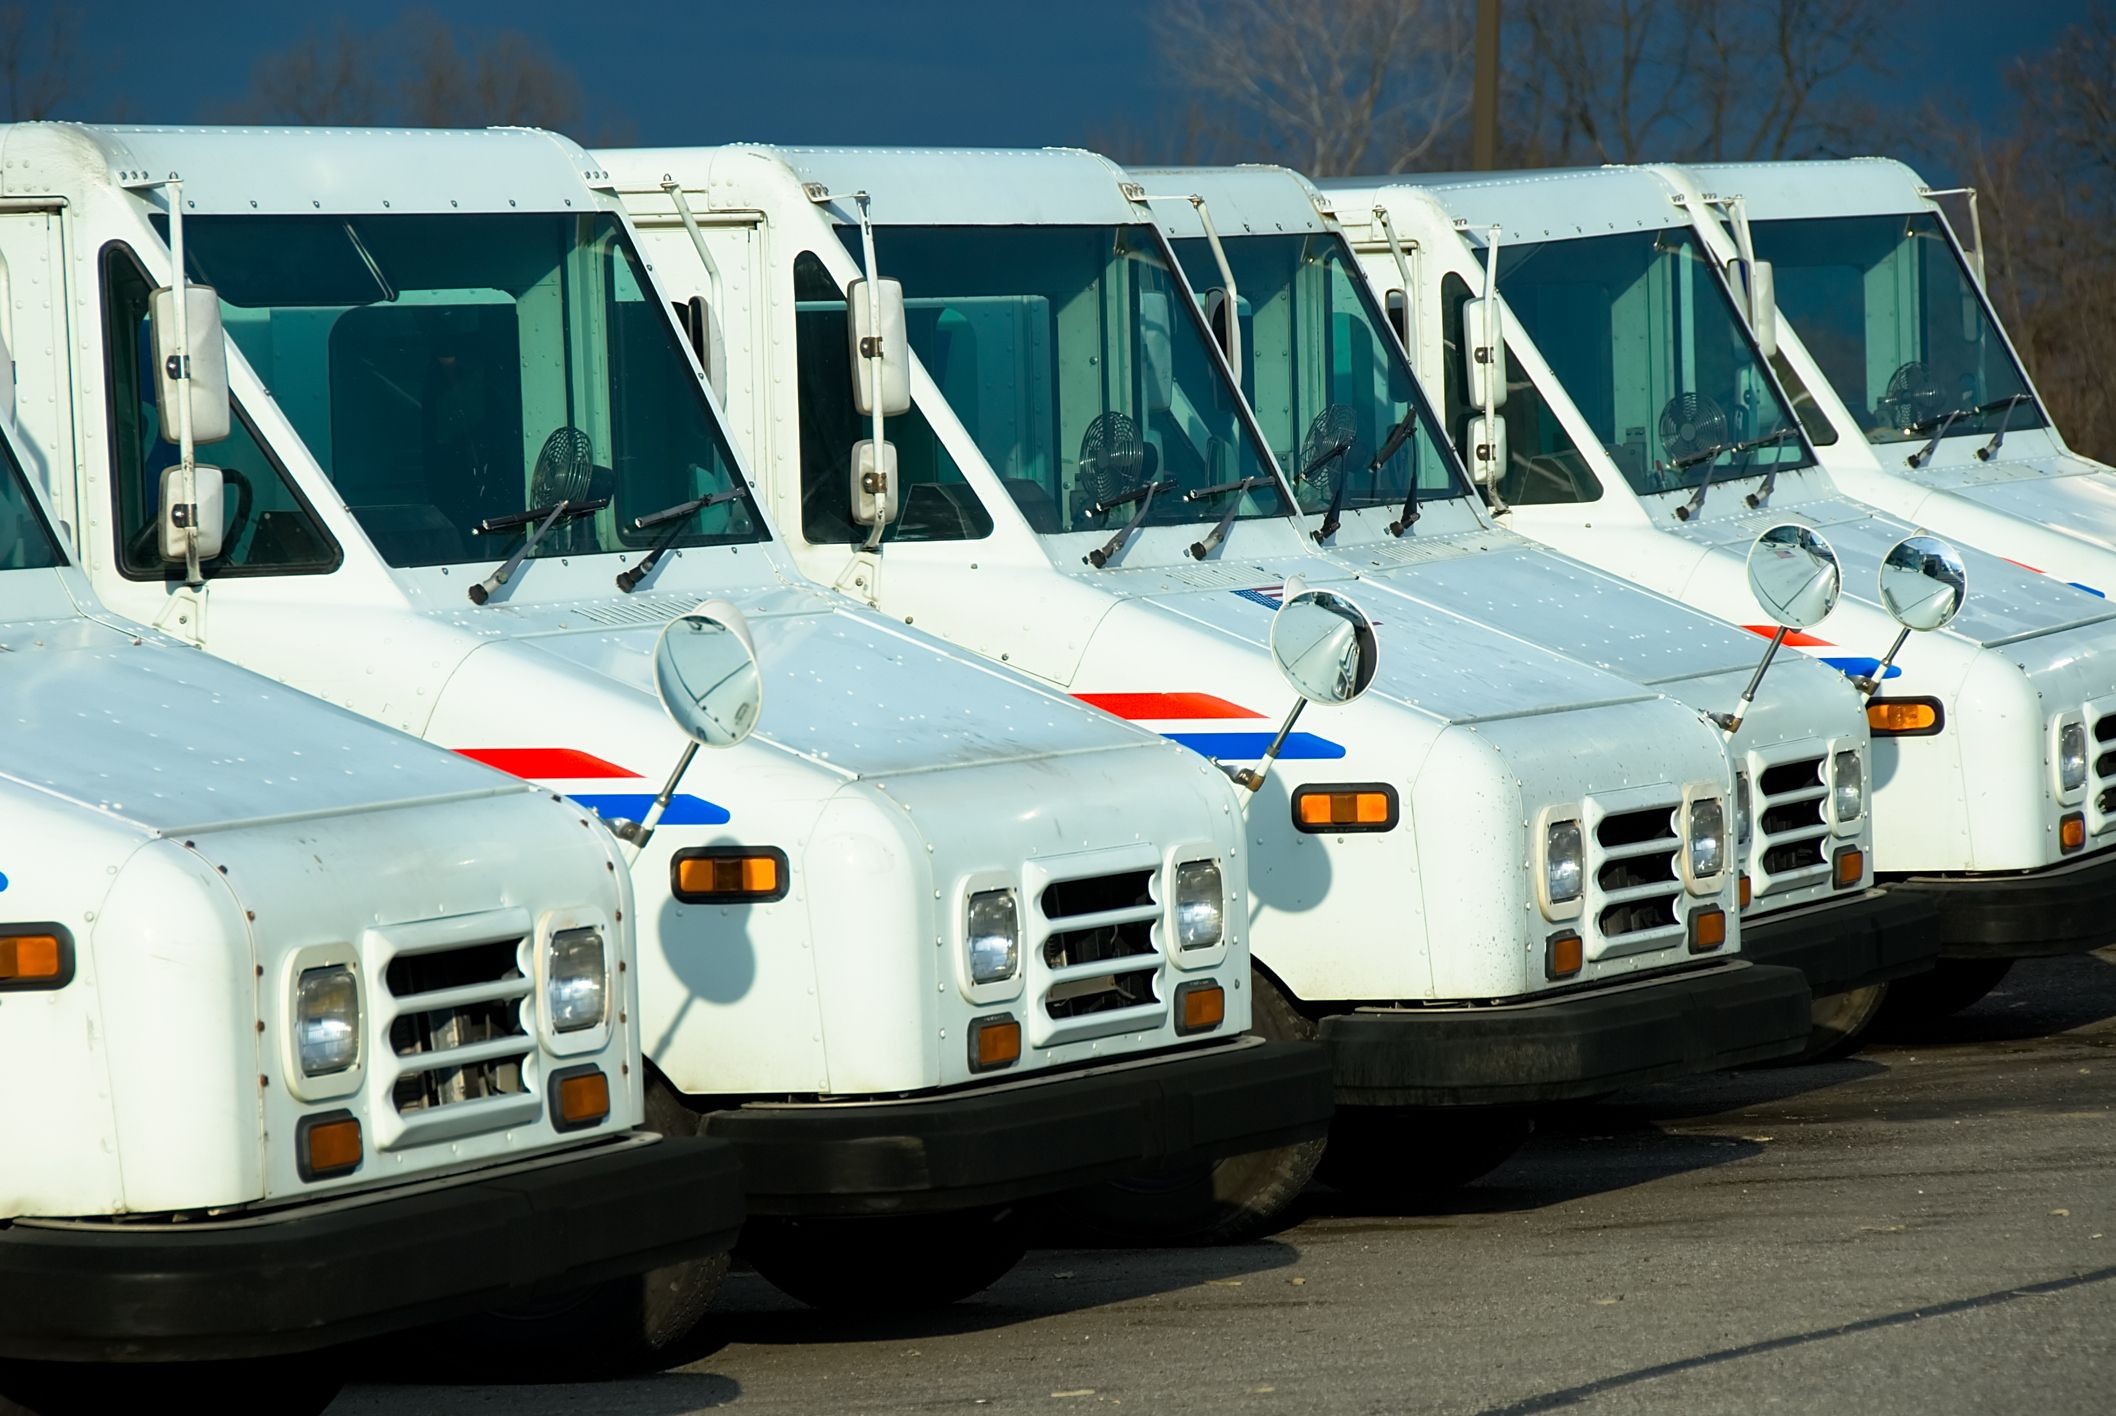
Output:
[
  {"left": 1683, "top": 158, "right": 1932, "bottom": 220},
  {"left": 0, "top": 122, "right": 606, "bottom": 215},
  {"left": 1327, "top": 167, "right": 1686, "bottom": 245},
  {"left": 1127, "top": 165, "right": 1329, "bottom": 239}
]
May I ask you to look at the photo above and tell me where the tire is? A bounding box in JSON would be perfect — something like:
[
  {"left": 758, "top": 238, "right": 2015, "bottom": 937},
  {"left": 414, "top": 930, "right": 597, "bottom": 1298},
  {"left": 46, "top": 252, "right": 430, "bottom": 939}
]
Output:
[
  {"left": 1049, "top": 968, "right": 1327, "bottom": 1245},
  {"left": 741, "top": 1204, "right": 1031, "bottom": 1312},
  {"left": 1877, "top": 959, "right": 2014, "bottom": 1028},
  {"left": 408, "top": 1073, "right": 729, "bottom": 1378},
  {"left": 0, "top": 1357, "right": 341, "bottom": 1416},
  {"left": 1319, "top": 1106, "right": 1534, "bottom": 1199},
  {"left": 1773, "top": 982, "right": 1889, "bottom": 1064}
]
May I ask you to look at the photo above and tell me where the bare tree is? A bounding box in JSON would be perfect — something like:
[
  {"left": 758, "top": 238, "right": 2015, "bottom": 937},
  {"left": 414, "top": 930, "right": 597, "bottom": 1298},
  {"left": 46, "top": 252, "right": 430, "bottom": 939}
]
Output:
[
  {"left": 1151, "top": 0, "right": 1474, "bottom": 176},
  {"left": 226, "top": 21, "right": 382, "bottom": 125},
  {"left": 0, "top": 3, "right": 79, "bottom": 120}
]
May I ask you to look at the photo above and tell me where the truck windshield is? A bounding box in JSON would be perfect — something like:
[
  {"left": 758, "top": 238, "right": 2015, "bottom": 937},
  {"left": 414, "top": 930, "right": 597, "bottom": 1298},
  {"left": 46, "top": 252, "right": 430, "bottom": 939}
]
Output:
[
  {"left": 1497, "top": 228, "right": 1813, "bottom": 497},
  {"left": 1168, "top": 232, "right": 1468, "bottom": 517},
  {"left": 0, "top": 436, "right": 64, "bottom": 571},
  {"left": 847, "top": 224, "right": 1290, "bottom": 537},
  {"left": 167, "top": 212, "right": 764, "bottom": 568},
  {"left": 1751, "top": 213, "right": 2044, "bottom": 447}
]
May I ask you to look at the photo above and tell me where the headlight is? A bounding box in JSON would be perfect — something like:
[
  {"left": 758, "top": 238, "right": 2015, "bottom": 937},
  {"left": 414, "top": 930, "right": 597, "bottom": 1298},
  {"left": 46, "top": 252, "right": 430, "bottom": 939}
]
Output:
[
  {"left": 1545, "top": 819, "right": 1584, "bottom": 905},
  {"left": 1831, "top": 749, "right": 1864, "bottom": 822},
  {"left": 546, "top": 926, "right": 608, "bottom": 1033},
  {"left": 2059, "top": 721, "right": 2088, "bottom": 793},
  {"left": 1688, "top": 798, "right": 1727, "bottom": 880},
  {"left": 1734, "top": 772, "right": 1754, "bottom": 851},
  {"left": 967, "top": 889, "right": 1020, "bottom": 984},
  {"left": 1174, "top": 859, "right": 1225, "bottom": 951},
  {"left": 295, "top": 965, "right": 360, "bottom": 1076}
]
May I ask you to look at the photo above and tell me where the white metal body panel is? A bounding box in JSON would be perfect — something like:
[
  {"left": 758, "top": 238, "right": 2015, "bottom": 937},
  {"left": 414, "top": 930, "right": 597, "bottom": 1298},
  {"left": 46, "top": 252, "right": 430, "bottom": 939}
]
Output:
[
  {"left": 609, "top": 144, "right": 1745, "bottom": 1007},
  {"left": 1329, "top": 173, "right": 2116, "bottom": 874},
  {"left": 0, "top": 123, "right": 1255, "bottom": 1105}
]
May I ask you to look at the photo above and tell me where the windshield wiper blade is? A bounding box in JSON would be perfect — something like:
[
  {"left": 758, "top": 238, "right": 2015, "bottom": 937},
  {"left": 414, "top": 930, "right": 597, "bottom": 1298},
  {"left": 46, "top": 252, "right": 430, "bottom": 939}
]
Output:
[
  {"left": 1369, "top": 414, "right": 1424, "bottom": 538},
  {"left": 1292, "top": 436, "right": 1354, "bottom": 542},
  {"left": 1976, "top": 392, "right": 2036, "bottom": 462},
  {"left": 468, "top": 498, "right": 609, "bottom": 604},
  {"left": 616, "top": 482, "right": 750, "bottom": 592},
  {"left": 1185, "top": 476, "right": 1274, "bottom": 559},
  {"left": 1085, "top": 478, "right": 1176, "bottom": 569},
  {"left": 1673, "top": 429, "right": 1798, "bottom": 522}
]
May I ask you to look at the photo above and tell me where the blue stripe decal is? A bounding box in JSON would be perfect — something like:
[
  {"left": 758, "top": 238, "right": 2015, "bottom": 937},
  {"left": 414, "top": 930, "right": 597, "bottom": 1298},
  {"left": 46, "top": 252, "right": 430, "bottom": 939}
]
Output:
[
  {"left": 2070, "top": 581, "right": 2107, "bottom": 599},
  {"left": 1231, "top": 587, "right": 1284, "bottom": 609},
  {"left": 1817, "top": 656, "right": 1902, "bottom": 681},
  {"left": 1163, "top": 731, "right": 1348, "bottom": 760},
  {"left": 568, "top": 793, "right": 732, "bottom": 826}
]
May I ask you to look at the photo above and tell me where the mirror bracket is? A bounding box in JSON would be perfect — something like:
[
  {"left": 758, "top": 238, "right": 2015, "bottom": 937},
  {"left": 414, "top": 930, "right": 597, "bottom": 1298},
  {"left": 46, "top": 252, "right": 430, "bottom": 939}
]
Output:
[
  {"left": 1223, "top": 698, "right": 1307, "bottom": 794},
  {"left": 609, "top": 741, "right": 701, "bottom": 849}
]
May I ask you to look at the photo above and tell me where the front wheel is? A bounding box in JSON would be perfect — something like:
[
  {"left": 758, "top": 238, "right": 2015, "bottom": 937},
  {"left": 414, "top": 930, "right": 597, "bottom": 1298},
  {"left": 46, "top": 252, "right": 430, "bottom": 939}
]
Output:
[
  {"left": 1049, "top": 969, "right": 1326, "bottom": 1245},
  {"left": 1877, "top": 959, "right": 2014, "bottom": 1029},
  {"left": 741, "top": 1205, "right": 1032, "bottom": 1312},
  {"left": 0, "top": 1357, "right": 341, "bottom": 1416},
  {"left": 1776, "top": 983, "right": 1889, "bottom": 1064},
  {"left": 1319, "top": 1107, "right": 1534, "bottom": 1200}
]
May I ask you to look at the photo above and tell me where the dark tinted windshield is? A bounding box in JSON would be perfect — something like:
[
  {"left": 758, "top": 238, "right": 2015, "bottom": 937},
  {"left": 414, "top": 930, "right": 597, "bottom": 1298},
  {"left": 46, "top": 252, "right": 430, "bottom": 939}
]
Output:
[
  {"left": 0, "top": 434, "right": 64, "bottom": 571},
  {"left": 171, "top": 212, "right": 764, "bottom": 568}
]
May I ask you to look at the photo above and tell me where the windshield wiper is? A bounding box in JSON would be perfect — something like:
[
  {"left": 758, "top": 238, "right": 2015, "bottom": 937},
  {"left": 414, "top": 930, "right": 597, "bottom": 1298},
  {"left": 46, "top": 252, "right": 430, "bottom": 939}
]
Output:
[
  {"left": 616, "top": 480, "right": 751, "bottom": 592},
  {"left": 1084, "top": 478, "right": 1176, "bottom": 569},
  {"left": 1370, "top": 414, "right": 1424, "bottom": 538},
  {"left": 1672, "top": 428, "right": 1798, "bottom": 522},
  {"left": 1291, "top": 435, "right": 1354, "bottom": 543},
  {"left": 1976, "top": 392, "right": 2036, "bottom": 462},
  {"left": 467, "top": 498, "right": 610, "bottom": 604},
  {"left": 1185, "top": 476, "right": 1274, "bottom": 559}
]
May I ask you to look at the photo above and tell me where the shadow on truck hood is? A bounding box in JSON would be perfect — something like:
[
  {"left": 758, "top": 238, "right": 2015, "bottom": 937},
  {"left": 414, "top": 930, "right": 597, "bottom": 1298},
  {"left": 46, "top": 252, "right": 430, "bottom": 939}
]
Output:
[{"left": 2, "top": 616, "right": 525, "bottom": 833}]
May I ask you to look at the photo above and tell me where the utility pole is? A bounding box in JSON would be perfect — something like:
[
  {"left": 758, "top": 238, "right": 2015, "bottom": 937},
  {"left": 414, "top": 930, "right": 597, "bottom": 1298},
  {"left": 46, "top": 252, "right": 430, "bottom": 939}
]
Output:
[{"left": 1472, "top": 0, "right": 1501, "bottom": 169}]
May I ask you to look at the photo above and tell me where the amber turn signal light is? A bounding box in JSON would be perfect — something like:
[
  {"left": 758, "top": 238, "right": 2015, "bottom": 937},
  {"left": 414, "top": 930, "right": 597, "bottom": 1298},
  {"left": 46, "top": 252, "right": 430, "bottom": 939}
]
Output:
[
  {"left": 1688, "top": 907, "right": 1727, "bottom": 953},
  {"left": 1833, "top": 847, "right": 1865, "bottom": 889},
  {"left": 0, "top": 931, "right": 66, "bottom": 987},
  {"left": 297, "top": 1112, "right": 362, "bottom": 1181},
  {"left": 1292, "top": 785, "right": 1399, "bottom": 833},
  {"left": 1867, "top": 698, "right": 1943, "bottom": 736},
  {"left": 1737, "top": 875, "right": 1753, "bottom": 910},
  {"left": 1175, "top": 980, "right": 1226, "bottom": 1034},
  {"left": 2061, "top": 813, "right": 2087, "bottom": 853},
  {"left": 968, "top": 1013, "right": 1022, "bottom": 1072},
  {"left": 671, "top": 847, "right": 788, "bottom": 903},
  {"left": 557, "top": 1069, "right": 612, "bottom": 1129},
  {"left": 1545, "top": 931, "right": 1583, "bottom": 980}
]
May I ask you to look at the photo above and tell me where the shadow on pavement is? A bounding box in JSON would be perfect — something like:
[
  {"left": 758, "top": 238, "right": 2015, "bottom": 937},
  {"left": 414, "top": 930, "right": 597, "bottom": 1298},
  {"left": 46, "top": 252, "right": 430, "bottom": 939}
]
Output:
[
  {"left": 331, "top": 1370, "right": 740, "bottom": 1413},
  {"left": 1870, "top": 949, "right": 2116, "bottom": 1047}
]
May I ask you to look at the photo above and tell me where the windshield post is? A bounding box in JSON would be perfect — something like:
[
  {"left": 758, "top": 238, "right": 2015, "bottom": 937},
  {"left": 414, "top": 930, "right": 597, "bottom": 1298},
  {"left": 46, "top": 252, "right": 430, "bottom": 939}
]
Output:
[
  {"left": 1371, "top": 204, "right": 1417, "bottom": 353},
  {"left": 660, "top": 180, "right": 724, "bottom": 391}
]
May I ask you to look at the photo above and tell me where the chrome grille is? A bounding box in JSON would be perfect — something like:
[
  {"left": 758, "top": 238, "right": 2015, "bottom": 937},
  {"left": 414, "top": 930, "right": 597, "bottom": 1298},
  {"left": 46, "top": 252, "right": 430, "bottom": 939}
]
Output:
[
  {"left": 1752, "top": 756, "right": 1830, "bottom": 893},
  {"left": 1031, "top": 863, "right": 1165, "bottom": 1044},
  {"left": 2092, "top": 714, "right": 2116, "bottom": 821},
  {"left": 1592, "top": 802, "right": 1684, "bottom": 949},
  {"left": 374, "top": 925, "right": 540, "bottom": 1146}
]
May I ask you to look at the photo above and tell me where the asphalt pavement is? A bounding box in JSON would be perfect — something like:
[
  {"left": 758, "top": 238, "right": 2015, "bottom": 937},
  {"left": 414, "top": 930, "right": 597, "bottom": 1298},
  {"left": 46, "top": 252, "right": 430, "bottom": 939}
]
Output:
[{"left": 337, "top": 947, "right": 2116, "bottom": 1414}]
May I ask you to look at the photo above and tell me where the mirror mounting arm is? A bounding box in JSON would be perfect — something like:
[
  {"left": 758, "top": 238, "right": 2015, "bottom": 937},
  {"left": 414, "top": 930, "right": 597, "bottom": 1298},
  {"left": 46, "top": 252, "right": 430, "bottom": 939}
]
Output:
[
  {"left": 1713, "top": 624, "right": 1789, "bottom": 736},
  {"left": 609, "top": 741, "right": 701, "bottom": 851},
  {"left": 1226, "top": 697, "right": 1307, "bottom": 794},
  {"left": 1851, "top": 627, "right": 1914, "bottom": 697}
]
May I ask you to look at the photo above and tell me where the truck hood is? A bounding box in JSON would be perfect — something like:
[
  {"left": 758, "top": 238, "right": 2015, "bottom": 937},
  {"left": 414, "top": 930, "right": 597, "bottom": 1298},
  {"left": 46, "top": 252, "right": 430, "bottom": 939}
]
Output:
[{"left": 1911, "top": 455, "right": 2116, "bottom": 589}]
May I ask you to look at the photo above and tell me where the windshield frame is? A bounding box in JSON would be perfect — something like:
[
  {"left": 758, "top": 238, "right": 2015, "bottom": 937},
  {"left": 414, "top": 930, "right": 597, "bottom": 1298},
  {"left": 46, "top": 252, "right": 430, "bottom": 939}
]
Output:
[
  {"left": 827, "top": 217, "right": 1305, "bottom": 557},
  {"left": 1495, "top": 224, "right": 1820, "bottom": 499}
]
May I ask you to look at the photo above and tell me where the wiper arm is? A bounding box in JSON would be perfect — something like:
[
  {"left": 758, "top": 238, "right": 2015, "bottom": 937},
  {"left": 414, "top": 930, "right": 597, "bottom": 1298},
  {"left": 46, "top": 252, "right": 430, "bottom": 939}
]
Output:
[
  {"left": 1185, "top": 476, "right": 1274, "bottom": 559},
  {"left": 1291, "top": 436, "right": 1353, "bottom": 543},
  {"left": 1976, "top": 392, "right": 2035, "bottom": 462},
  {"left": 467, "top": 498, "right": 610, "bottom": 604},
  {"left": 1369, "top": 414, "right": 1423, "bottom": 538},
  {"left": 616, "top": 481, "right": 750, "bottom": 592},
  {"left": 1673, "top": 429, "right": 1798, "bottom": 522},
  {"left": 1084, "top": 478, "right": 1176, "bottom": 569}
]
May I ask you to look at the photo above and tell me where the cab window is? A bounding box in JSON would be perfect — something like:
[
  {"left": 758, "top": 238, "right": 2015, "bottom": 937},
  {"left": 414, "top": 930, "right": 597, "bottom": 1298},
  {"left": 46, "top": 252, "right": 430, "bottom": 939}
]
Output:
[{"left": 1439, "top": 273, "right": 1601, "bottom": 505}]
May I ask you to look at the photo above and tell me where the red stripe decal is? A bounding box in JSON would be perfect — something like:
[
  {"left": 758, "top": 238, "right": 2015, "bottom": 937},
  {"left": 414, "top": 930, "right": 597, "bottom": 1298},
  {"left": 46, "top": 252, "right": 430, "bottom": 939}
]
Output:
[
  {"left": 2005, "top": 556, "right": 2046, "bottom": 575},
  {"left": 1074, "top": 692, "right": 1261, "bottom": 720},
  {"left": 456, "top": 747, "right": 636, "bottom": 779},
  {"left": 1739, "top": 625, "right": 1834, "bottom": 648}
]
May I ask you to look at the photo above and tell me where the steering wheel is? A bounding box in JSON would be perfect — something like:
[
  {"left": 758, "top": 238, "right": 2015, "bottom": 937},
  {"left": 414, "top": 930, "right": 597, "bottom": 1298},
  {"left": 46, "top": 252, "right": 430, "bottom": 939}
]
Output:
[{"left": 125, "top": 467, "right": 255, "bottom": 569}]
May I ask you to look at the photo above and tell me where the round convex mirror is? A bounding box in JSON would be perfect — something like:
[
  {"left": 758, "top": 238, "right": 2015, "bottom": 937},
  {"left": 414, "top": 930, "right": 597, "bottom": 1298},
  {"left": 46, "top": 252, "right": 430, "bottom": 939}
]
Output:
[
  {"left": 1745, "top": 524, "right": 1842, "bottom": 629},
  {"left": 652, "top": 605, "right": 762, "bottom": 748},
  {"left": 1878, "top": 535, "right": 1968, "bottom": 632},
  {"left": 1269, "top": 589, "right": 1379, "bottom": 705}
]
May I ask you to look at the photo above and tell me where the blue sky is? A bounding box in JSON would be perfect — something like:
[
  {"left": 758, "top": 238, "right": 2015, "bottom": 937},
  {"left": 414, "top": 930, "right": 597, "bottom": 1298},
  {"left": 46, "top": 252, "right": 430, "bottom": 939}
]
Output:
[{"left": 64, "top": 0, "right": 2089, "bottom": 162}]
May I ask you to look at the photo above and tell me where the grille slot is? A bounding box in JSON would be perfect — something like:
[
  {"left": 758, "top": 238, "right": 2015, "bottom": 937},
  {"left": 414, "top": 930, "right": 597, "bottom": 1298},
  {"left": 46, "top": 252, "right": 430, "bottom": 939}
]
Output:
[
  {"left": 2094, "top": 715, "right": 2116, "bottom": 828},
  {"left": 1593, "top": 803, "right": 1683, "bottom": 944},
  {"left": 1751, "top": 756, "right": 1829, "bottom": 890},
  {"left": 382, "top": 935, "right": 533, "bottom": 1117},
  {"left": 1034, "top": 865, "right": 1165, "bottom": 1036}
]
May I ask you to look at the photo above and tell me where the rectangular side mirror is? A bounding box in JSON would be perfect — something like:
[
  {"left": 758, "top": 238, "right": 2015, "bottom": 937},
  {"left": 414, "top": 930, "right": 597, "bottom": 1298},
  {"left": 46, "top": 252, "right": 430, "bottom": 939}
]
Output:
[
  {"left": 158, "top": 464, "right": 225, "bottom": 561},
  {"left": 1461, "top": 297, "right": 1507, "bottom": 411},
  {"left": 1385, "top": 289, "right": 1413, "bottom": 354},
  {"left": 852, "top": 439, "right": 898, "bottom": 526},
  {"left": 846, "top": 278, "right": 910, "bottom": 417},
  {"left": 1465, "top": 413, "right": 1508, "bottom": 487},
  {"left": 149, "top": 285, "right": 231, "bottom": 445}
]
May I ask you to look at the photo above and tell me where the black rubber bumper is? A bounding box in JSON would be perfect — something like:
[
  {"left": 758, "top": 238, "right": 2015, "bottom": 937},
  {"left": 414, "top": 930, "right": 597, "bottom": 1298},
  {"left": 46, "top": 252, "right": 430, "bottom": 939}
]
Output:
[
  {"left": 1740, "top": 887, "right": 1941, "bottom": 997},
  {"left": 1889, "top": 846, "right": 2116, "bottom": 959},
  {"left": 1314, "top": 960, "right": 1813, "bottom": 1107},
  {"left": 0, "top": 1134, "right": 743, "bottom": 1364},
  {"left": 704, "top": 1037, "right": 1335, "bottom": 1218}
]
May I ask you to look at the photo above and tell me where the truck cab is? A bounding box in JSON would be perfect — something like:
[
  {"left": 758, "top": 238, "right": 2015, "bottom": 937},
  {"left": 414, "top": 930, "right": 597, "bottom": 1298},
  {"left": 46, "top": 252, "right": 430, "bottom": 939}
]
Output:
[
  {"left": 0, "top": 122, "right": 1330, "bottom": 1313},
  {"left": 1329, "top": 170, "right": 2116, "bottom": 1017},
  {"left": 606, "top": 142, "right": 1812, "bottom": 1200},
  {"left": 1676, "top": 158, "right": 2116, "bottom": 597},
  {"left": 0, "top": 390, "right": 741, "bottom": 1408},
  {"left": 1137, "top": 163, "right": 1934, "bottom": 1057}
]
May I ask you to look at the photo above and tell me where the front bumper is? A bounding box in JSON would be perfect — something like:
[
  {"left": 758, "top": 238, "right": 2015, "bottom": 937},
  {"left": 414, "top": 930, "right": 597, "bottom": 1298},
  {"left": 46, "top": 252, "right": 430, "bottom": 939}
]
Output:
[
  {"left": 0, "top": 1133, "right": 743, "bottom": 1364},
  {"left": 1740, "top": 887, "right": 1941, "bottom": 997},
  {"left": 1316, "top": 960, "right": 1812, "bottom": 1107},
  {"left": 705, "top": 1036, "right": 1334, "bottom": 1218},
  {"left": 1889, "top": 846, "right": 2116, "bottom": 958}
]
